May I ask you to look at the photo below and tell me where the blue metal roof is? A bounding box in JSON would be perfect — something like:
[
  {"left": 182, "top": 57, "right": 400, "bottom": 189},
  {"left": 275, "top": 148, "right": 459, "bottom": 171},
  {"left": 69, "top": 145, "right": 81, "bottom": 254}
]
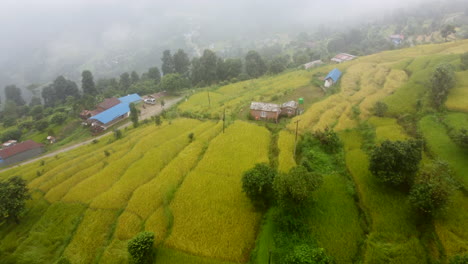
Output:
[
  {"left": 90, "top": 103, "right": 130, "bottom": 125},
  {"left": 118, "top": 94, "right": 141, "bottom": 104},
  {"left": 325, "top": 68, "right": 342, "bottom": 82}
]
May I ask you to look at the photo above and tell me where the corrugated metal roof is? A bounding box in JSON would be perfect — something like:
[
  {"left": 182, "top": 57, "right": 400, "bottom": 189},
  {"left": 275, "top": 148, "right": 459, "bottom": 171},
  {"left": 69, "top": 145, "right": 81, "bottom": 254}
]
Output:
[
  {"left": 331, "top": 53, "right": 357, "bottom": 63},
  {"left": 97, "top": 97, "right": 120, "bottom": 110},
  {"left": 0, "top": 140, "right": 43, "bottom": 159},
  {"left": 282, "top": 100, "right": 298, "bottom": 108},
  {"left": 250, "top": 102, "right": 281, "bottom": 112},
  {"left": 89, "top": 103, "right": 130, "bottom": 125},
  {"left": 118, "top": 94, "right": 141, "bottom": 104},
  {"left": 325, "top": 68, "right": 342, "bottom": 82}
]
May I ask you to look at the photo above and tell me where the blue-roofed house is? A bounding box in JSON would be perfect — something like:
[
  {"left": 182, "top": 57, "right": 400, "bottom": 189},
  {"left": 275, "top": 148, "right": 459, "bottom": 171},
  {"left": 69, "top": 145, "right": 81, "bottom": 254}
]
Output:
[
  {"left": 88, "top": 94, "right": 141, "bottom": 131},
  {"left": 324, "top": 68, "right": 342, "bottom": 88}
]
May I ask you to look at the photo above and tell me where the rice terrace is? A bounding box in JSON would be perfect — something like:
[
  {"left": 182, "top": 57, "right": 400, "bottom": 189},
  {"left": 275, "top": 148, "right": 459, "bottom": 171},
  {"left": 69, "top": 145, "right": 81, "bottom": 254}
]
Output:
[{"left": 0, "top": 39, "right": 467, "bottom": 264}]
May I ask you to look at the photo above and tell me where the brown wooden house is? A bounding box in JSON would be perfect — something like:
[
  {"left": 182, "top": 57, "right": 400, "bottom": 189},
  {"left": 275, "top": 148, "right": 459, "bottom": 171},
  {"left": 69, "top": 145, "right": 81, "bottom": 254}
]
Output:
[
  {"left": 281, "top": 101, "right": 298, "bottom": 117},
  {"left": 250, "top": 102, "right": 281, "bottom": 122}
]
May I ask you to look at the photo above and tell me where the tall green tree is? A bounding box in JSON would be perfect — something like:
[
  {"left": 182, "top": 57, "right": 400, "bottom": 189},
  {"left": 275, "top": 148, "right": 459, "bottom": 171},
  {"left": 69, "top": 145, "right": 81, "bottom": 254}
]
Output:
[
  {"left": 268, "top": 56, "right": 288, "bottom": 74},
  {"left": 370, "top": 139, "right": 422, "bottom": 187},
  {"left": 81, "top": 70, "right": 97, "bottom": 95},
  {"left": 0, "top": 176, "right": 31, "bottom": 224},
  {"left": 4, "top": 85, "right": 25, "bottom": 106},
  {"left": 242, "top": 163, "right": 277, "bottom": 210},
  {"left": 430, "top": 64, "right": 455, "bottom": 108},
  {"left": 119, "top": 72, "right": 131, "bottom": 93},
  {"left": 161, "top": 50, "right": 175, "bottom": 75},
  {"left": 129, "top": 102, "right": 139, "bottom": 128},
  {"left": 245, "top": 50, "right": 267, "bottom": 78},
  {"left": 173, "top": 49, "right": 190, "bottom": 76},
  {"left": 131, "top": 71, "right": 140, "bottom": 85},
  {"left": 42, "top": 76, "right": 80, "bottom": 107},
  {"left": 441, "top": 24, "right": 456, "bottom": 41},
  {"left": 128, "top": 231, "right": 155, "bottom": 264},
  {"left": 147, "top": 67, "right": 161, "bottom": 84},
  {"left": 160, "top": 73, "right": 187, "bottom": 94},
  {"left": 199, "top": 49, "right": 218, "bottom": 84},
  {"left": 29, "top": 96, "right": 41, "bottom": 107}
]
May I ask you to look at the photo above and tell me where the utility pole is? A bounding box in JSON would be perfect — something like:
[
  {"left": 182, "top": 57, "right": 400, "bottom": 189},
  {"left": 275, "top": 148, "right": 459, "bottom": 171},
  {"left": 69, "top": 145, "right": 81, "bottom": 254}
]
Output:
[
  {"left": 207, "top": 91, "right": 211, "bottom": 107},
  {"left": 223, "top": 108, "right": 226, "bottom": 133},
  {"left": 293, "top": 119, "right": 300, "bottom": 158}
]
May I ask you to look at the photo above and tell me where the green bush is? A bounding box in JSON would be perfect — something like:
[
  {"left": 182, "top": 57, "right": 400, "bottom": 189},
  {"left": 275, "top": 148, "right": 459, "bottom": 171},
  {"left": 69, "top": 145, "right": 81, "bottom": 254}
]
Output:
[
  {"left": 369, "top": 139, "right": 422, "bottom": 187},
  {"left": 409, "top": 161, "right": 456, "bottom": 215},
  {"left": 311, "top": 128, "right": 341, "bottom": 153},
  {"left": 450, "top": 253, "right": 468, "bottom": 264},
  {"left": 35, "top": 119, "right": 49, "bottom": 131},
  {"left": 128, "top": 231, "right": 155, "bottom": 264},
  {"left": 0, "top": 127, "right": 22, "bottom": 142},
  {"left": 51, "top": 112, "right": 67, "bottom": 125},
  {"left": 241, "top": 163, "right": 277, "bottom": 210},
  {"left": 283, "top": 245, "right": 332, "bottom": 264},
  {"left": 373, "top": 101, "right": 388, "bottom": 117}
]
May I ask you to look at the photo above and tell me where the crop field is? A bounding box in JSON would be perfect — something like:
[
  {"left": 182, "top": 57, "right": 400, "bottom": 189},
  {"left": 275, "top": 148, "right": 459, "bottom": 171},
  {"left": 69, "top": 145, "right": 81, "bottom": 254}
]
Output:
[
  {"left": 177, "top": 70, "right": 320, "bottom": 119},
  {"left": 165, "top": 121, "right": 270, "bottom": 262},
  {"left": 1, "top": 40, "right": 468, "bottom": 264}
]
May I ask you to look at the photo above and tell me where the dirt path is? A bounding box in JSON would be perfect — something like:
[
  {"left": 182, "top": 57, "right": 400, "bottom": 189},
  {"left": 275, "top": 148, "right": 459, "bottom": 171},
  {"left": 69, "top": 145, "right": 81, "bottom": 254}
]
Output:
[{"left": 0, "top": 97, "right": 183, "bottom": 173}]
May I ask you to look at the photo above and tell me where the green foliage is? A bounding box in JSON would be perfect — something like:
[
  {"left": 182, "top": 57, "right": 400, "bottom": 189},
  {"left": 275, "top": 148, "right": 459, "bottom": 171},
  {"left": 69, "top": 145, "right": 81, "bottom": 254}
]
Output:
[
  {"left": 155, "top": 115, "right": 162, "bottom": 126},
  {"left": 81, "top": 70, "right": 97, "bottom": 95},
  {"left": 35, "top": 119, "right": 49, "bottom": 132},
  {"left": 114, "top": 129, "right": 123, "bottom": 140},
  {"left": 454, "top": 129, "right": 468, "bottom": 149},
  {"left": 42, "top": 76, "right": 80, "bottom": 107},
  {"left": 130, "top": 103, "right": 139, "bottom": 128},
  {"left": 449, "top": 253, "right": 468, "bottom": 264},
  {"left": 461, "top": 52, "right": 468, "bottom": 70},
  {"left": 4, "top": 85, "right": 26, "bottom": 106},
  {"left": 268, "top": 56, "right": 288, "bottom": 74},
  {"left": 173, "top": 49, "right": 190, "bottom": 76},
  {"left": 369, "top": 139, "right": 422, "bottom": 187},
  {"left": 373, "top": 101, "right": 388, "bottom": 117},
  {"left": 409, "top": 161, "right": 456, "bottom": 215},
  {"left": 441, "top": 24, "right": 456, "bottom": 40},
  {"left": 147, "top": 67, "right": 161, "bottom": 84},
  {"left": 120, "top": 72, "right": 131, "bottom": 93},
  {"left": 430, "top": 63, "right": 455, "bottom": 108},
  {"left": 162, "top": 50, "right": 175, "bottom": 75},
  {"left": 0, "top": 176, "right": 31, "bottom": 223},
  {"left": 241, "top": 163, "right": 277, "bottom": 210},
  {"left": 0, "top": 127, "right": 22, "bottom": 142},
  {"left": 312, "top": 128, "right": 341, "bottom": 153},
  {"left": 283, "top": 245, "right": 332, "bottom": 264},
  {"left": 188, "top": 132, "right": 194, "bottom": 142},
  {"left": 128, "top": 231, "right": 155, "bottom": 264},
  {"left": 161, "top": 73, "right": 187, "bottom": 95},
  {"left": 245, "top": 50, "right": 267, "bottom": 78},
  {"left": 274, "top": 166, "right": 323, "bottom": 208},
  {"left": 51, "top": 112, "right": 67, "bottom": 125}
]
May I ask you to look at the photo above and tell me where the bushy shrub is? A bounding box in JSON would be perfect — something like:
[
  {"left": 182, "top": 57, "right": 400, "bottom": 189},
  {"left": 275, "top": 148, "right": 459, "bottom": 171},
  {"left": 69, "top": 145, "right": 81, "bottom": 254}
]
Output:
[
  {"left": 283, "top": 245, "right": 332, "bottom": 264},
  {"left": 369, "top": 139, "right": 422, "bottom": 187},
  {"left": 35, "top": 119, "right": 49, "bottom": 131},
  {"left": 128, "top": 231, "right": 155, "bottom": 264},
  {"left": 0, "top": 128, "right": 22, "bottom": 142},
  {"left": 373, "top": 101, "right": 388, "bottom": 117},
  {"left": 450, "top": 253, "right": 468, "bottom": 264},
  {"left": 409, "top": 161, "right": 456, "bottom": 215},
  {"left": 454, "top": 129, "right": 468, "bottom": 149},
  {"left": 241, "top": 163, "right": 277, "bottom": 210},
  {"left": 113, "top": 129, "right": 122, "bottom": 140},
  {"left": 312, "top": 128, "right": 341, "bottom": 153}
]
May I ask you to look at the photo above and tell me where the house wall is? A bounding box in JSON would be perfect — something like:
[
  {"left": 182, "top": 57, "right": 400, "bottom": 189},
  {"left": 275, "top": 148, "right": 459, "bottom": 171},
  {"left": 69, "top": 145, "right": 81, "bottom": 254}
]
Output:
[
  {"left": 250, "top": 110, "right": 279, "bottom": 122},
  {"left": 102, "top": 113, "right": 129, "bottom": 130},
  {"left": 0, "top": 147, "right": 44, "bottom": 167},
  {"left": 281, "top": 107, "right": 297, "bottom": 117},
  {"left": 324, "top": 79, "right": 334, "bottom": 88}
]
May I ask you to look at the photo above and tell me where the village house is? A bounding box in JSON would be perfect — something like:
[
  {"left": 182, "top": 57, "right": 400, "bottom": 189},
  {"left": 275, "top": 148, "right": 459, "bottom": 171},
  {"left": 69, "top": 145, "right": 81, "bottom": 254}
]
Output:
[
  {"left": 0, "top": 140, "right": 44, "bottom": 167},
  {"left": 80, "top": 97, "right": 120, "bottom": 119},
  {"left": 250, "top": 100, "right": 299, "bottom": 122},
  {"left": 281, "top": 101, "right": 298, "bottom": 117},
  {"left": 324, "top": 68, "right": 342, "bottom": 88},
  {"left": 250, "top": 102, "right": 282, "bottom": 122},
  {"left": 389, "top": 34, "right": 405, "bottom": 45},
  {"left": 331, "top": 53, "right": 357, "bottom": 63},
  {"left": 88, "top": 94, "right": 141, "bottom": 132}
]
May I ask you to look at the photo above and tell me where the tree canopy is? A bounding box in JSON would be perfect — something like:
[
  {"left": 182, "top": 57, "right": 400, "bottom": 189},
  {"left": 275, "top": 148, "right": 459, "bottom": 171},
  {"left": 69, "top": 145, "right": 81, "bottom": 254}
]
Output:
[
  {"left": 81, "top": 70, "right": 97, "bottom": 95},
  {"left": 0, "top": 176, "right": 31, "bottom": 223},
  {"left": 147, "top": 67, "right": 161, "bottom": 84},
  {"left": 173, "top": 49, "right": 190, "bottom": 76},
  {"left": 245, "top": 50, "right": 267, "bottom": 78},
  {"left": 160, "top": 73, "right": 187, "bottom": 94},
  {"left": 42, "top": 76, "right": 80, "bottom": 107},
  {"left": 369, "top": 139, "right": 422, "bottom": 187},
  {"left": 161, "top": 50, "right": 175, "bottom": 75},
  {"left": 241, "top": 163, "right": 277, "bottom": 210},
  {"left": 274, "top": 166, "right": 323, "bottom": 207},
  {"left": 430, "top": 63, "right": 455, "bottom": 108},
  {"left": 128, "top": 231, "right": 155, "bottom": 264},
  {"left": 5, "top": 85, "right": 25, "bottom": 106}
]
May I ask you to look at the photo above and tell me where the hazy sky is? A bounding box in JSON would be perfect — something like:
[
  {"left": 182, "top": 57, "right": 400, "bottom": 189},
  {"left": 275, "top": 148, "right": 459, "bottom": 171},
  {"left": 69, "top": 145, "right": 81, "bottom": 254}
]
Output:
[{"left": 0, "top": 0, "right": 431, "bottom": 89}]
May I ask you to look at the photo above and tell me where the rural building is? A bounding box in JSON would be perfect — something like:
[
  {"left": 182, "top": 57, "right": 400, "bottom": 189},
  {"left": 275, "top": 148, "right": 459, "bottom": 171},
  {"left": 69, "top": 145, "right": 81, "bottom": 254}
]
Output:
[
  {"left": 281, "top": 101, "right": 298, "bottom": 117},
  {"left": 88, "top": 94, "right": 141, "bottom": 131},
  {"left": 331, "top": 53, "right": 357, "bottom": 63},
  {"left": 250, "top": 102, "right": 281, "bottom": 122},
  {"left": 389, "top": 34, "right": 404, "bottom": 45},
  {"left": 0, "top": 140, "right": 44, "bottom": 167},
  {"left": 80, "top": 97, "right": 120, "bottom": 119},
  {"left": 324, "top": 68, "right": 342, "bottom": 88},
  {"left": 303, "top": 60, "right": 323, "bottom": 69}
]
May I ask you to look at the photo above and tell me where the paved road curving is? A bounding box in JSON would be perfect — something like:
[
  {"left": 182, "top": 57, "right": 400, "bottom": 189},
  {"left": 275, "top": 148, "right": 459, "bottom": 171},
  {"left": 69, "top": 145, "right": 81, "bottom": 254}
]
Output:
[{"left": 0, "top": 97, "right": 183, "bottom": 173}]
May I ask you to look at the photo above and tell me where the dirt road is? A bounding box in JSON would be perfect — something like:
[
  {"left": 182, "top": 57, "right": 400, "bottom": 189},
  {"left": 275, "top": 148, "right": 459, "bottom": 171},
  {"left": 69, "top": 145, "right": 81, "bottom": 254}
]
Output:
[{"left": 0, "top": 97, "right": 183, "bottom": 173}]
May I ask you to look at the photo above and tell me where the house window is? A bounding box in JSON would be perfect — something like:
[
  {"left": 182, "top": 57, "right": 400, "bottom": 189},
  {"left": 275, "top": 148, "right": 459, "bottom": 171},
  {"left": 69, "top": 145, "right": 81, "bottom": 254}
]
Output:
[{"left": 260, "top": 111, "right": 267, "bottom": 118}]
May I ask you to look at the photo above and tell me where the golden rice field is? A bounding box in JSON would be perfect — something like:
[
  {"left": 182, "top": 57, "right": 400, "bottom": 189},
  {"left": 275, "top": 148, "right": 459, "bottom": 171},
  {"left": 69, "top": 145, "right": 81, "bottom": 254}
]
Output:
[{"left": 2, "top": 40, "right": 468, "bottom": 264}]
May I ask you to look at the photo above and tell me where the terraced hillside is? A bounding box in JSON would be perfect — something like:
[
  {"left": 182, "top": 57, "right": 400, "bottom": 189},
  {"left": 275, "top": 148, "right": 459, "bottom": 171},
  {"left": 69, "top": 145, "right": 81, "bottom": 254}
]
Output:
[{"left": 1, "top": 40, "right": 468, "bottom": 264}]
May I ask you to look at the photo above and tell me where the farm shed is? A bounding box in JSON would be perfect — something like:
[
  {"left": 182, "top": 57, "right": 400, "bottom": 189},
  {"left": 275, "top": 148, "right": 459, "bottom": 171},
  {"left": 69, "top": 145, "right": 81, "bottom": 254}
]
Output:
[
  {"left": 281, "top": 101, "right": 298, "bottom": 117},
  {"left": 331, "top": 53, "right": 357, "bottom": 63},
  {"left": 0, "top": 140, "right": 44, "bottom": 167},
  {"left": 389, "top": 34, "right": 404, "bottom": 45},
  {"left": 88, "top": 93, "right": 141, "bottom": 131},
  {"left": 250, "top": 102, "right": 281, "bottom": 122},
  {"left": 324, "top": 68, "right": 342, "bottom": 88}
]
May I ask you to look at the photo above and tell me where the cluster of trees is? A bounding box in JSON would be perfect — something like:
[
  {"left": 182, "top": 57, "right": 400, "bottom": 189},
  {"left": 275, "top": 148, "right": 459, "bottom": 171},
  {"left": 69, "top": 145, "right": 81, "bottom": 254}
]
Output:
[
  {"left": 369, "top": 139, "right": 457, "bottom": 216},
  {"left": 430, "top": 63, "right": 456, "bottom": 108},
  {"left": 0, "top": 176, "right": 30, "bottom": 224}
]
